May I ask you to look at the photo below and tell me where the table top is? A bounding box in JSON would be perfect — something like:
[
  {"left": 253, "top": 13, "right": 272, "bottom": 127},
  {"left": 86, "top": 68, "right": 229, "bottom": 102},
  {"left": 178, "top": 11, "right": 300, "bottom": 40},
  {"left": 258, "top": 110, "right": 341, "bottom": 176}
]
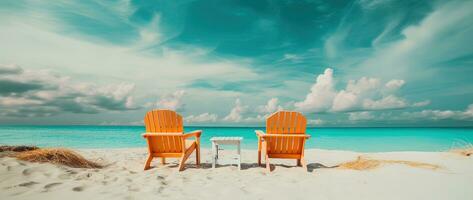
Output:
[{"left": 210, "top": 137, "right": 243, "bottom": 141}]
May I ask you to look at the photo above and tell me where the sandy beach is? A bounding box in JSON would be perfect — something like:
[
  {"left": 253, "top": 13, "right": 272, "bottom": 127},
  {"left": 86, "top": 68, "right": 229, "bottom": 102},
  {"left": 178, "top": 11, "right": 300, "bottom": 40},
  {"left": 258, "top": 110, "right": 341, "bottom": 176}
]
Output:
[{"left": 1, "top": 148, "right": 472, "bottom": 200}]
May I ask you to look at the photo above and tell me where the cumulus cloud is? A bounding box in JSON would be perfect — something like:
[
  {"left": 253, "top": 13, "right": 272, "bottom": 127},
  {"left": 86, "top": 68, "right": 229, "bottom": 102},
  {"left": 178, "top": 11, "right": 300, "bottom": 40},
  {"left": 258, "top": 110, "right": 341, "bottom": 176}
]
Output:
[
  {"left": 295, "top": 68, "right": 413, "bottom": 113},
  {"left": 257, "top": 98, "right": 283, "bottom": 114},
  {"left": 155, "top": 90, "right": 186, "bottom": 111},
  {"left": 184, "top": 113, "right": 218, "bottom": 123},
  {"left": 385, "top": 79, "right": 405, "bottom": 91},
  {"left": 294, "top": 68, "right": 337, "bottom": 112},
  {"left": 223, "top": 98, "right": 248, "bottom": 122},
  {"left": 0, "top": 65, "right": 138, "bottom": 117}
]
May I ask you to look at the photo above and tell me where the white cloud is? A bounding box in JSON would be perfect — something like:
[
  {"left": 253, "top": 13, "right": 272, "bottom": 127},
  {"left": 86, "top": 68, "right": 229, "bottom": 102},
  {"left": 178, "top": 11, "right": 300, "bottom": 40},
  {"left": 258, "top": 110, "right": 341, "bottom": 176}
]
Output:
[
  {"left": 385, "top": 79, "right": 405, "bottom": 90},
  {"left": 281, "top": 54, "right": 302, "bottom": 62},
  {"left": 295, "top": 68, "right": 411, "bottom": 113},
  {"left": 184, "top": 113, "right": 218, "bottom": 123},
  {"left": 348, "top": 111, "right": 375, "bottom": 121},
  {"left": 137, "top": 15, "right": 161, "bottom": 46},
  {"left": 401, "top": 104, "right": 473, "bottom": 121},
  {"left": 0, "top": 96, "right": 43, "bottom": 106},
  {"left": 0, "top": 65, "right": 137, "bottom": 117},
  {"left": 294, "top": 68, "right": 337, "bottom": 112},
  {"left": 362, "top": 95, "right": 408, "bottom": 110},
  {"left": 223, "top": 98, "right": 247, "bottom": 122},
  {"left": 155, "top": 90, "right": 185, "bottom": 111},
  {"left": 0, "top": 64, "right": 23, "bottom": 74},
  {"left": 100, "top": 120, "right": 144, "bottom": 126},
  {"left": 357, "top": 0, "right": 473, "bottom": 79},
  {"left": 308, "top": 119, "right": 324, "bottom": 125},
  {"left": 0, "top": 12, "right": 258, "bottom": 96},
  {"left": 332, "top": 77, "right": 381, "bottom": 112},
  {"left": 412, "top": 100, "right": 431, "bottom": 107},
  {"left": 257, "top": 98, "right": 283, "bottom": 114}
]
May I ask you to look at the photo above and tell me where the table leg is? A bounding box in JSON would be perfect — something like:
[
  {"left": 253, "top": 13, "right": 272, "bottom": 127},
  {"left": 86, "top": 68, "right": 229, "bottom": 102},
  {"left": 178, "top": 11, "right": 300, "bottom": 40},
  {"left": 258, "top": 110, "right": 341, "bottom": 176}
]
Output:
[
  {"left": 237, "top": 142, "right": 241, "bottom": 170},
  {"left": 212, "top": 141, "right": 216, "bottom": 168}
]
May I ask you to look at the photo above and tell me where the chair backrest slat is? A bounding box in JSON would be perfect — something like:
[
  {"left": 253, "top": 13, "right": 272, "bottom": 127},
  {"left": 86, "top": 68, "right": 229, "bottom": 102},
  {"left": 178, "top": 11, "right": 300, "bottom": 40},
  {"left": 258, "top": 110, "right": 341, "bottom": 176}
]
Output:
[
  {"left": 266, "top": 111, "right": 307, "bottom": 154},
  {"left": 266, "top": 111, "right": 306, "bottom": 134},
  {"left": 144, "top": 110, "right": 184, "bottom": 153}
]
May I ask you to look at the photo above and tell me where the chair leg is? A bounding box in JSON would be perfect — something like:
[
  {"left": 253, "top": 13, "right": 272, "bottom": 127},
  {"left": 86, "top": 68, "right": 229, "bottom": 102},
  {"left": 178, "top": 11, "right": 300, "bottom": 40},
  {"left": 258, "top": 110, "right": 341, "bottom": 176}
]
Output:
[
  {"left": 160, "top": 157, "right": 166, "bottom": 165},
  {"left": 178, "top": 147, "right": 195, "bottom": 171},
  {"left": 258, "top": 150, "right": 261, "bottom": 166},
  {"left": 297, "top": 159, "right": 302, "bottom": 166},
  {"left": 257, "top": 139, "right": 262, "bottom": 166},
  {"left": 144, "top": 154, "right": 153, "bottom": 170},
  {"left": 265, "top": 154, "right": 271, "bottom": 172},
  {"left": 178, "top": 155, "right": 187, "bottom": 171},
  {"left": 300, "top": 158, "right": 307, "bottom": 170},
  {"left": 196, "top": 145, "right": 201, "bottom": 166}
]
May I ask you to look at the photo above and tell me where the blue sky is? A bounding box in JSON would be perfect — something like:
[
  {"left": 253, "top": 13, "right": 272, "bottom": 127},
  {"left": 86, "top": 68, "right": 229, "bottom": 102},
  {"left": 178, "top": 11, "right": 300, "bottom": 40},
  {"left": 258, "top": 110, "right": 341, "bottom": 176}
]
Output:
[{"left": 0, "top": 0, "right": 472, "bottom": 126}]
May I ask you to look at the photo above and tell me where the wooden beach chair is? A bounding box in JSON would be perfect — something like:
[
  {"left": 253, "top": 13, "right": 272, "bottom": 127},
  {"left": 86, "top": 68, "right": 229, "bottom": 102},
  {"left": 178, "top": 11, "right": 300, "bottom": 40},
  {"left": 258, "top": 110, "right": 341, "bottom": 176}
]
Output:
[
  {"left": 255, "top": 111, "right": 311, "bottom": 172},
  {"left": 142, "top": 110, "right": 202, "bottom": 171}
]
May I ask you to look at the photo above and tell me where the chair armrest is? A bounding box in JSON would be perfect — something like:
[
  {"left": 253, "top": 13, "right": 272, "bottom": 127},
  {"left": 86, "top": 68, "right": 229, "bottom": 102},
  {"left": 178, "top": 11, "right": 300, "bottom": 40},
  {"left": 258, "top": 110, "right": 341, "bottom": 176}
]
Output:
[
  {"left": 255, "top": 130, "right": 265, "bottom": 137},
  {"left": 183, "top": 130, "right": 202, "bottom": 139},
  {"left": 142, "top": 132, "right": 183, "bottom": 138},
  {"left": 260, "top": 133, "right": 310, "bottom": 139}
]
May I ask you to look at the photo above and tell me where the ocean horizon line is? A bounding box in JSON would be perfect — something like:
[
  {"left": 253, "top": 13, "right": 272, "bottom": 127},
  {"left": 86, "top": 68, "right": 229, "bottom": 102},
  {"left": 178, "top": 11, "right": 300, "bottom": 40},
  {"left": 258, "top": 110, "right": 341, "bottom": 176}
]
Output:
[{"left": 0, "top": 125, "right": 472, "bottom": 129}]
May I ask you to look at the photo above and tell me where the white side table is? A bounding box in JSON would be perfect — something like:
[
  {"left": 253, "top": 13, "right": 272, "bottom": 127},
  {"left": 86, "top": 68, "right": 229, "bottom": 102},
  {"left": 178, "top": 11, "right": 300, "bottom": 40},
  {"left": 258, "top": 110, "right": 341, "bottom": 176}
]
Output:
[{"left": 210, "top": 137, "right": 243, "bottom": 170}]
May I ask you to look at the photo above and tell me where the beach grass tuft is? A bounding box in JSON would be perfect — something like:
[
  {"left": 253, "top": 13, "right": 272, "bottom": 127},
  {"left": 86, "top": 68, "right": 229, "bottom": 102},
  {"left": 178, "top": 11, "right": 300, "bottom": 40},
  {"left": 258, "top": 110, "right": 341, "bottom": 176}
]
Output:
[
  {"left": 338, "top": 156, "right": 441, "bottom": 170},
  {"left": 15, "top": 148, "right": 102, "bottom": 169}
]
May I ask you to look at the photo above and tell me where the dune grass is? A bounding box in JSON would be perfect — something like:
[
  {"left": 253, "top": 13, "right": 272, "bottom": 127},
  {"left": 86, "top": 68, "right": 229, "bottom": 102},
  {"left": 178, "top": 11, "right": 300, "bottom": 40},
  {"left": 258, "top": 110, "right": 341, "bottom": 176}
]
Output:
[{"left": 338, "top": 156, "right": 441, "bottom": 170}]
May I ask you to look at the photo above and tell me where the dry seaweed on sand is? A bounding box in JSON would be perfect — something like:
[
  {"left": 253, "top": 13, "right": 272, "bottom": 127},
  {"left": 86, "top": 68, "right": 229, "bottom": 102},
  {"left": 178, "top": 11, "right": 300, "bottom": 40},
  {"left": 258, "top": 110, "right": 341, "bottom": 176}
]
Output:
[
  {"left": 450, "top": 143, "right": 473, "bottom": 157},
  {"left": 337, "top": 156, "right": 441, "bottom": 170},
  {"left": 0, "top": 145, "right": 39, "bottom": 152},
  {"left": 15, "top": 148, "right": 102, "bottom": 169}
]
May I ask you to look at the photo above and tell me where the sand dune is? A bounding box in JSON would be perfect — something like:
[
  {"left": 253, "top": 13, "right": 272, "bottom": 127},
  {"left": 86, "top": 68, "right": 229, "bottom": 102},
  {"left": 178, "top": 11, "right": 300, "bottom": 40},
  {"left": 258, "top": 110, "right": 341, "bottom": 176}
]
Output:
[{"left": 1, "top": 148, "right": 472, "bottom": 200}]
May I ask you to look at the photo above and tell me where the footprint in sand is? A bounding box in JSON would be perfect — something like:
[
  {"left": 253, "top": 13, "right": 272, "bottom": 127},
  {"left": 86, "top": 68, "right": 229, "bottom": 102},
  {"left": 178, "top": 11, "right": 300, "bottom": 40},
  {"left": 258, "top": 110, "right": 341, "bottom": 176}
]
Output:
[
  {"left": 72, "top": 186, "right": 84, "bottom": 192},
  {"left": 157, "top": 176, "right": 168, "bottom": 186},
  {"left": 75, "top": 173, "right": 93, "bottom": 180},
  {"left": 127, "top": 185, "right": 140, "bottom": 192},
  {"left": 43, "top": 182, "right": 62, "bottom": 192},
  {"left": 22, "top": 168, "right": 33, "bottom": 176},
  {"left": 58, "top": 174, "right": 72, "bottom": 180},
  {"left": 18, "top": 181, "right": 39, "bottom": 187},
  {"left": 65, "top": 169, "right": 78, "bottom": 175}
]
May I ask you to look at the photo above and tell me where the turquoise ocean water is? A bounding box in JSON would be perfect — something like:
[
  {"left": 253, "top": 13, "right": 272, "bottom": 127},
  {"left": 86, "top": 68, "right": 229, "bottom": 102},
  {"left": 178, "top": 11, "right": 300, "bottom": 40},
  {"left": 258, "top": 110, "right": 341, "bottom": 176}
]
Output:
[{"left": 1, "top": 126, "right": 472, "bottom": 152}]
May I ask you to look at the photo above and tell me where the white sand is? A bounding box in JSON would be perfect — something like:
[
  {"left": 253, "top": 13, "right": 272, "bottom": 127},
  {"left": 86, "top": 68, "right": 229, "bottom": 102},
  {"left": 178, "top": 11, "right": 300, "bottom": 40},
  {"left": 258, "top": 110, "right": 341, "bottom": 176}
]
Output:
[{"left": 1, "top": 148, "right": 472, "bottom": 200}]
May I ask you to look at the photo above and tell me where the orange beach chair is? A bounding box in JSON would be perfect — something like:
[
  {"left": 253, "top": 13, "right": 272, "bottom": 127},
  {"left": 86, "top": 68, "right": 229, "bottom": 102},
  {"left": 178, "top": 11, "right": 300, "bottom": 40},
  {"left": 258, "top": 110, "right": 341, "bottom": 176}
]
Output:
[
  {"left": 142, "top": 110, "right": 201, "bottom": 171},
  {"left": 256, "top": 111, "right": 311, "bottom": 171}
]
